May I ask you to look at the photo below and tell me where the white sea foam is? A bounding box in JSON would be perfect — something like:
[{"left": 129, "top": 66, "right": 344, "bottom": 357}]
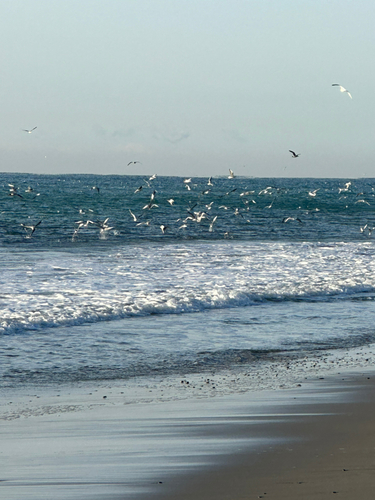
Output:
[{"left": 1, "top": 241, "right": 375, "bottom": 335}]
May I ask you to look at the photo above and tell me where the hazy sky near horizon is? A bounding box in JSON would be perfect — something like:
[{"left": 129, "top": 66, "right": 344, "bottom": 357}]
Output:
[{"left": 1, "top": 0, "right": 374, "bottom": 178}]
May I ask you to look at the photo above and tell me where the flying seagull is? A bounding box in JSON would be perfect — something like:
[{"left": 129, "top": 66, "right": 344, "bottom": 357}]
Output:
[
  {"left": 22, "top": 127, "right": 37, "bottom": 133},
  {"left": 289, "top": 150, "right": 300, "bottom": 158},
  {"left": 21, "top": 220, "right": 42, "bottom": 236},
  {"left": 332, "top": 84, "right": 352, "bottom": 99}
]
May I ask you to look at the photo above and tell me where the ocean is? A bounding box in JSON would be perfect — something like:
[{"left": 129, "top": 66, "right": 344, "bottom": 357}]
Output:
[{"left": 1, "top": 173, "right": 375, "bottom": 389}]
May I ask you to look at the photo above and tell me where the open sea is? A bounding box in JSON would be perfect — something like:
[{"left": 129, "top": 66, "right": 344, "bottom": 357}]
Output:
[{"left": 1, "top": 173, "right": 375, "bottom": 388}]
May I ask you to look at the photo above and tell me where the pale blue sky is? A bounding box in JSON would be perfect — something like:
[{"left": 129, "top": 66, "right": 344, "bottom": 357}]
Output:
[{"left": 0, "top": 0, "right": 374, "bottom": 177}]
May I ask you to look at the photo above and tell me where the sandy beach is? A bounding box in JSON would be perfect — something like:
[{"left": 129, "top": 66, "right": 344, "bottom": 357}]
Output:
[
  {"left": 1, "top": 348, "right": 375, "bottom": 500},
  {"left": 148, "top": 374, "right": 375, "bottom": 500}
]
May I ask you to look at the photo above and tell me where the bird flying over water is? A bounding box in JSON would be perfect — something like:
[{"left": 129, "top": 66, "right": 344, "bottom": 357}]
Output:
[
  {"left": 21, "top": 220, "right": 42, "bottom": 236},
  {"left": 308, "top": 189, "right": 320, "bottom": 197},
  {"left": 209, "top": 215, "right": 218, "bottom": 232},
  {"left": 22, "top": 127, "right": 37, "bottom": 133},
  {"left": 129, "top": 209, "right": 138, "bottom": 222},
  {"left": 282, "top": 216, "right": 302, "bottom": 223},
  {"left": 289, "top": 150, "right": 300, "bottom": 158},
  {"left": 332, "top": 84, "right": 352, "bottom": 99}
]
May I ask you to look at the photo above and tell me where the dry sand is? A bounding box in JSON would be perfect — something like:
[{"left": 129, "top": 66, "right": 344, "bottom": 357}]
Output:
[{"left": 1, "top": 347, "right": 375, "bottom": 499}]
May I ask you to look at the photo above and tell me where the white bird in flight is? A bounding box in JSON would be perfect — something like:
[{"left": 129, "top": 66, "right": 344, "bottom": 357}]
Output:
[
  {"left": 332, "top": 84, "right": 352, "bottom": 99},
  {"left": 21, "top": 220, "right": 42, "bottom": 236},
  {"left": 22, "top": 127, "right": 37, "bottom": 133}
]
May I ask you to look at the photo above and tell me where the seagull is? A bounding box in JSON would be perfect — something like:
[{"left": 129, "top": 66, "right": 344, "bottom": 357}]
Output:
[
  {"left": 289, "top": 150, "right": 300, "bottom": 158},
  {"left": 127, "top": 161, "right": 142, "bottom": 166},
  {"left": 282, "top": 216, "right": 302, "bottom": 223},
  {"left": 143, "top": 201, "right": 158, "bottom": 210},
  {"left": 129, "top": 209, "right": 138, "bottom": 222},
  {"left": 308, "top": 189, "right": 320, "bottom": 197},
  {"left": 160, "top": 224, "right": 168, "bottom": 234},
  {"left": 332, "top": 84, "right": 352, "bottom": 99},
  {"left": 9, "top": 191, "right": 23, "bottom": 199},
  {"left": 8, "top": 184, "right": 23, "bottom": 198},
  {"left": 355, "top": 199, "right": 371, "bottom": 206},
  {"left": 207, "top": 177, "right": 213, "bottom": 186},
  {"left": 338, "top": 181, "right": 351, "bottom": 194},
  {"left": 96, "top": 218, "right": 114, "bottom": 236},
  {"left": 259, "top": 186, "right": 275, "bottom": 195},
  {"left": 209, "top": 215, "right": 218, "bottom": 232},
  {"left": 72, "top": 220, "right": 95, "bottom": 239},
  {"left": 22, "top": 127, "right": 37, "bottom": 133},
  {"left": 21, "top": 220, "right": 42, "bottom": 236},
  {"left": 167, "top": 199, "right": 175, "bottom": 206},
  {"left": 228, "top": 169, "right": 235, "bottom": 178}
]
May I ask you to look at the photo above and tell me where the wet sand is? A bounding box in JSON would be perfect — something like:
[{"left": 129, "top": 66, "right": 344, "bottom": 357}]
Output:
[
  {"left": 147, "top": 374, "right": 375, "bottom": 500},
  {"left": 1, "top": 350, "right": 375, "bottom": 499}
]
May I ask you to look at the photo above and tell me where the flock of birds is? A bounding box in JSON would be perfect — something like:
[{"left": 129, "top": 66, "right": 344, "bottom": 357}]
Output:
[
  {"left": 10, "top": 82, "right": 363, "bottom": 241},
  {"left": 4, "top": 169, "right": 375, "bottom": 242}
]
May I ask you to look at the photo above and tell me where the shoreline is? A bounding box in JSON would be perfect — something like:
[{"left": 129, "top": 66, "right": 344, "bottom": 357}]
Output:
[
  {"left": 1, "top": 347, "right": 375, "bottom": 499},
  {"left": 146, "top": 372, "right": 375, "bottom": 500}
]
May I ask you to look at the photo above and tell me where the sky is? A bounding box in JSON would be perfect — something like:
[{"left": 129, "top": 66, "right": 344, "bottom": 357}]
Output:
[{"left": 1, "top": 0, "right": 374, "bottom": 178}]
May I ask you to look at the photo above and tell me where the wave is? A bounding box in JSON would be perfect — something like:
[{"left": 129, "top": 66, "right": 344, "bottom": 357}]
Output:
[
  {"left": 1, "top": 240, "right": 375, "bottom": 335},
  {"left": 1, "top": 281, "right": 375, "bottom": 335}
]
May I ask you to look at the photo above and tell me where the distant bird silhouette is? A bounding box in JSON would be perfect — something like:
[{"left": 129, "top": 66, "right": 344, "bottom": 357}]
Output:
[
  {"left": 289, "top": 150, "right": 300, "bottom": 158},
  {"left": 22, "top": 127, "right": 37, "bottom": 133}
]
